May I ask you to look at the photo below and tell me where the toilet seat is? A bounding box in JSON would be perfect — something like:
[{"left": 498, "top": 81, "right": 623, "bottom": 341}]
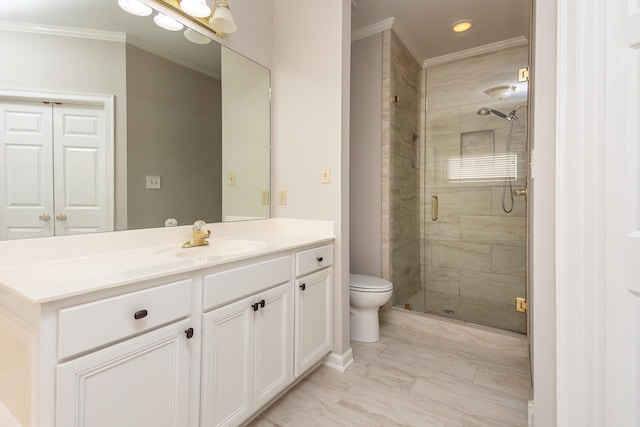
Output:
[{"left": 349, "top": 274, "right": 393, "bottom": 293}]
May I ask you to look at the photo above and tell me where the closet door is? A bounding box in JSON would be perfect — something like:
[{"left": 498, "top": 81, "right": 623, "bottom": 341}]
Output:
[
  {"left": 0, "top": 100, "right": 54, "bottom": 239},
  {"left": 53, "top": 103, "right": 112, "bottom": 235}
]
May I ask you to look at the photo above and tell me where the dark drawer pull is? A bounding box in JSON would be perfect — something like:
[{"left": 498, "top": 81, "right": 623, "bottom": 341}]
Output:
[
  {"left": 260, "top": 299, "right": 266, "bottom": 308},
  {"left": 134, "top": 309, "right": 148, "bottom": 320},
  {"left": 252, "top": 303, "right": 260, "bottom": 311},
  {"left": 185, "top": 328, "right": 194, "bottom": 339},
  {"left": 316, "top": 256, "right": 324, "bottom": 262},
  {"left": 299, "top": 283, "right": 306, "bottom": 291}
]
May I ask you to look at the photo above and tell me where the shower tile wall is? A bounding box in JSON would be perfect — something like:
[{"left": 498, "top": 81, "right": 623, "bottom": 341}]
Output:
[
  {"left": 380, "top": 31, "right": 421, "bottom": 306},
  {"left": 421, "top": 46, "right": 529, "bottom": 333}
]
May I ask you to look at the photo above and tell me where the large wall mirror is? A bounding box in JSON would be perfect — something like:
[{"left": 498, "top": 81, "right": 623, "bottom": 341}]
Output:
[{"left": 0, "top": 0, "right": 270, "bottom": 241}]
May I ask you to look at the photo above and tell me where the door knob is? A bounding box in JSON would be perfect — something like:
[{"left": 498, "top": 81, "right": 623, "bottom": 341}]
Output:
[
  {"left": 56, "top": 213, "right": 68, "bottom": 221},
  {"left": 39, "top": 213, "right": 51, "bottom": 221}
]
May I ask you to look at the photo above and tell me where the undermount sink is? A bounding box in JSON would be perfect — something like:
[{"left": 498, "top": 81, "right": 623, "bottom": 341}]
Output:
[{"left": 173, "top": 239, "right": 268, "bottom": 258}]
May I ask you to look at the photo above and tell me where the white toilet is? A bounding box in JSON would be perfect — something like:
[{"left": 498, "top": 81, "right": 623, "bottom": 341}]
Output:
[{"left": 349, "top": 274, "right": 393, "bottom": 343}]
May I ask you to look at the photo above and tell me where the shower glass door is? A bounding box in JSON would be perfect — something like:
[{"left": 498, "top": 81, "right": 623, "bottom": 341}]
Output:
[{"left": 419, "top": 46, "right": 529, "bottom": 333}]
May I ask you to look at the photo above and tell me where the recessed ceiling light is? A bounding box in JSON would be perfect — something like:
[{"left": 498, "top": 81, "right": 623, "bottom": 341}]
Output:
[{"left": 452, "top": 20, "right": 473, "bottom": 33}]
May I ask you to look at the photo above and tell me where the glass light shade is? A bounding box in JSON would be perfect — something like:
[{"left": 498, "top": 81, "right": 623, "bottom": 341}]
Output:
[
  {"left": 180, "top": 0, "right": 211, "bottom": 18},
  {"left": 209, "top": 4, "right": 237, "bottom": 34},
  {"left": 153, "top": 13, "right": 184, "bottom": 31},
  {"left": 184, "top": 28, "right": 211, "bottom": 44},
  {"left": 117, "top": 0, "right": 152, "bottom": 16},
  {"left": 484, "top": 85, "right": 517, "bottom": 100}
]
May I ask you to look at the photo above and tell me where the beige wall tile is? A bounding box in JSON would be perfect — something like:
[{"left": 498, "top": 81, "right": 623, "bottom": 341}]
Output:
[
  {"left": 432, "top": 241, "right": 492, "bottom": 272},
  {"left": 459, "top": 215, "right": 526, "bottom": 246},
  {"left": 424, "top": 267, "right": 460, "bottom": 295},
  {"left": 427, "top": 188, "right": 492, "bottom": 217},
  {"left": 492, "top": 245, "right": 526, "bottom": 277},
  {"left": 459, "top": 271, "right": 525, "bottom": 305}
]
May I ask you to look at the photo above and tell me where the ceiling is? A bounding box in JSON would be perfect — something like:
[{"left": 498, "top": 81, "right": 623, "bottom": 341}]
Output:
[{"left": 351, "top": 0, "right": 530, "bottom": 64}]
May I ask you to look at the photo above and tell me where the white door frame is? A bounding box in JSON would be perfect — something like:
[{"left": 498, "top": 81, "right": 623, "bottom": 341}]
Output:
[
  {"left": 0, "top": 89, "right": 115, "bottom": 233},
  {"left": 554, "top": 0, "right": 606, "bottom": 425}
]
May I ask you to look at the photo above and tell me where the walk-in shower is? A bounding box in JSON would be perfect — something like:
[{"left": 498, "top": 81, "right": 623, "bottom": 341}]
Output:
[{"left": 387, "top": 44, "right": 529, "bottom": 334}]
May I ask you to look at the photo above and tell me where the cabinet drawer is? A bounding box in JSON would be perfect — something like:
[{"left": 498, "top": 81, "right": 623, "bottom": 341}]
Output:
[
  {"left": 203, "top": 256, "right": 292, "bottom": 310},
  {"left": 58, "top": 279, "right": 192, "bottom": 359},
  {"left": 295, "top": 244, "right": 333, "bottom": 277}
]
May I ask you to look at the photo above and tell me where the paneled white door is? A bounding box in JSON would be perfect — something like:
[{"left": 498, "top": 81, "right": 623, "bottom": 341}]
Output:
[
  {"left": 0, "top": 100, "right": 112, "bottom": 239},
  {"left": 604, "top": 0, "right": 640, "bottom": 425},
  {"left": 0, "top": 100, "right": 54, "bottom": 239},
  {"left": 53, "top": 103, "right": 110, "bottom": 236}
]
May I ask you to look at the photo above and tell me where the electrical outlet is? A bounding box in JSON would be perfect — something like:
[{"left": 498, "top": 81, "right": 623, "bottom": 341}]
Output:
[
  {"left": 261, "top": 190, "right": 270, "bottom": 205},
  {"left": 321, "top": 167, "right": 331, "bottom": 184},
  {"left": 146, "top": 175, "right": 161, "bottom": 189},
  {"left": 278, "top": 190, "right": 287, "bottom": 205},
  {"left": 228, "top": 172, "right": 236, "bottom": 186}
]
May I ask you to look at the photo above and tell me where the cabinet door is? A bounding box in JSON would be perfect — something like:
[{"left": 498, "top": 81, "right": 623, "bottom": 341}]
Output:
[
  {"left": 201, "top": 295, "right": 255, "bottom": 427},
  {"left": 56, "top": 319, "right": 192, "bottom": 427},
  {"left": 294, "top": 268, "right": 332, "bottom": 377},
  {"left": 254, "top": 282, "right": 293, "bottom": 409}
]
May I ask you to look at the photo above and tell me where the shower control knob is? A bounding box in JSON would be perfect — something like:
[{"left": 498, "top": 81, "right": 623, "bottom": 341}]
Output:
[{"left": 513, "top": 188, "right": 527, "bottom": 197}]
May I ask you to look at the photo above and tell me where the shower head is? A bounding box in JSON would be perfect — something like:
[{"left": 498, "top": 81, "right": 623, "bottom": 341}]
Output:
[{"left": 477, "top": 107, "right": 510, "bottom": 120}]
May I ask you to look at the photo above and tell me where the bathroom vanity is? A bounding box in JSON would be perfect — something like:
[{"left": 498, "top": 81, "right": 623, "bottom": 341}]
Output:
[{"left": 0, "top": 219, "right": 334, "bottom": 427}]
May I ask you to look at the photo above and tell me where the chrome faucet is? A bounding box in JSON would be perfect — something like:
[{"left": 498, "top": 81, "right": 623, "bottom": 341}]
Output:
[{"left": 182, "top": 220, "right": 211, "bottom": 248}]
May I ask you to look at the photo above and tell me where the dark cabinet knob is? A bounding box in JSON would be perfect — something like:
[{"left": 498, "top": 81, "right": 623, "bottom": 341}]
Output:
[
  {"left": 252, "top": 303, "right": 260, "bottom": 311},
  {"left": 316, "top": 256, "right": 324, "bottom": 262},
  {"left": 260, "top": 299, "right": 266, "bottom": 308},
  {"left": 185, "top": 328, "right": 194, "bottom": 339},
  {"left": 134, "top": 309, "right": 148, "bottom": 320},
  {"left": 299, "top": 283, "right": 306, "bottom": 291}
]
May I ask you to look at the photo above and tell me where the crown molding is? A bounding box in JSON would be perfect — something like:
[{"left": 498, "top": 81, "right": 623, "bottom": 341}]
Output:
[
  {"left": 0, "top": 21, "right": 125, "bottom": 42},
  {"left": 423, "top": 36, "right": 529, "bottom": 68},
  {"left": 351, "top": 17, "right": 394, "bottom": 42}
]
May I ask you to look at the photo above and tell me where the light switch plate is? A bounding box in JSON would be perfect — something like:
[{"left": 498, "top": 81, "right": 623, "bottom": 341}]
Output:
[
  {"left": 146, "top": 175, "right": 161, "bottom": 189},
  {"left": 228, "top": 172, "right": 236, "bottom": 186},
  {"left": 261, "top": 190, "right": 270, "bottom": 205},
  {"left": 278, "top": 190, "right": 287, "bottom": 205},
  {"left": 321, "top": 167, "right": 331, "bottom": 184}
]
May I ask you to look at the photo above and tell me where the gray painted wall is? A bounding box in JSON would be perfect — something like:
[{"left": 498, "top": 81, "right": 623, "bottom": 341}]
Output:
[
  {"left": 126, "top": 45, "right": 222, "bottom": 229},
  {"left": 350, "top": 33, "right": 383, "bottom": 277}
]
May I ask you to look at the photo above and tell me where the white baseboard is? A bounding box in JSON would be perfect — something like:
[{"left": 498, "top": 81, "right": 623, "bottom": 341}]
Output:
[
  {"left": 323, "top": 348, "right": 354, "bottom": 372},
  {"left": 528, "top": 400, "right": 534, "bottom": 427}
]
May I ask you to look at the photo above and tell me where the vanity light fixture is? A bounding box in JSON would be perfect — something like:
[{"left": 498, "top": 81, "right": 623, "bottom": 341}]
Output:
[
  {"left": 452, "top": 20, "right": 473, "bottom": 33},
  {"left": 184, "top": 27, "right": 212, "bottom": 44},
  {"left": 179, "top": 0, "right": 211, "bottom": 18},
  {"left": 209, "top": 0, "right": 237, "bottom": 34},
  {"left": 484, "top": 85, "right": 517, "bottom": 100},
  {"left": 118, "top": 0, "right": 153, "bottom": 16},
  {"left": 153, "top": 13, "right": 184, "bottom": 31}
]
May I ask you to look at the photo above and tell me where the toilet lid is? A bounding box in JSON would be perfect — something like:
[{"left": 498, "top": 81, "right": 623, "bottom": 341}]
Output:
[{"left": 349, "top": 274, "right": 393, "bottom": 292}]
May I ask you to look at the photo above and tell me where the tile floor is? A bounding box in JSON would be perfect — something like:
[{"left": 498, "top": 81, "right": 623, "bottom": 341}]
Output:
[
  {"left": 248, "top": 309, "right": 531, "bottom": 427},
  {"left": 402, "top": 289, "right": 526, "bottom": 334}
]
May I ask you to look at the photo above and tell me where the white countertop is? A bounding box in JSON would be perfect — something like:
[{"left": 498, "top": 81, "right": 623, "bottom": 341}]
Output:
[{"left": 0, "top": 219, "right": 334, "bottom": 304}]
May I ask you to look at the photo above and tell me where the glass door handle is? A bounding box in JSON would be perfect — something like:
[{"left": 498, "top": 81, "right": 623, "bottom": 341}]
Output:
[
  {"left": 39, "top": 213, "right": 51, "bottom": 221},
  {"left": 432, "top": 195, "right": 438, "bottom": 221},
  {"left": 56, "top": 213, "right": 68, "bottom": 221}
]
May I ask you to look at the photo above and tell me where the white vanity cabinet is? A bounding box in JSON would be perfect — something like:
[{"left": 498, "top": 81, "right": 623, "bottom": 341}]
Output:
[
  {"left": 55, "top": 278, "right": 194, "bottom": 427},
  {"left": 0, "top": 229, "right": 335, "bottom": 427},
  {"left": 56, "top": 319, "right": 192, "bottom": 427},
  {"left": 200, "top": 257, "right": 293, "bottom": 427},
  {"left": 294, "top": 244, "right": 333, "bottom": 376}
]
